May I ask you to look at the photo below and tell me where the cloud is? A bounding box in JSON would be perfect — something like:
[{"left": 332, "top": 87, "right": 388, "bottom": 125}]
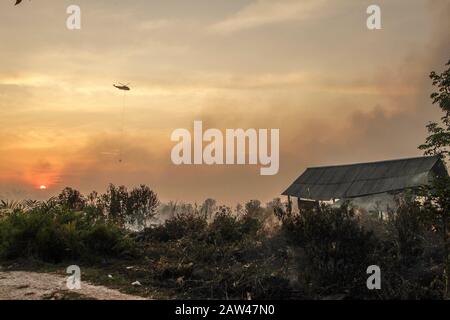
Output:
[
  {"left": 209, "top": 0, "right": 327, "bottom": 35},
  {"left": 138, "top": 19, "right": 175, "bottom": 31},
  {"left": 1, "top": 0, "right": 449, "bottom": 204}
]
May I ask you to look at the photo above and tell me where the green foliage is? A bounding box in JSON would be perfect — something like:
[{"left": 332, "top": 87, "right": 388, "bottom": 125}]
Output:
[
  {"left": 207, "top": 208, "right": 242, "bottom": 245},
  {"left": 0, "top": 207, "right": 134, "bottom": 263},
  {"left": 0, "top": 184, "right": 448, "bottom": 299},
  {"left": 418, "top": 58, "right": 450, "bottom": 298},
  {"left": 127, "top": 185, "right": 160, "bottom": 227},
  {"left": 58, "top": 187, "right": 86, "bottom": 210},
  {"left": 392, "top": 201, "right": 426, "bottom": 264},
  {"left": 199, "top": 198, "right": 217, "bottom": 220},
  {"left": 83, "top": 224, "right": 135, "bottom": 258},
  {"left": 376, "top": 199, "right": 447, "bottom": 299},
  {"left": 208, "top": 206, "right": 262, "bottom": 244},
  {"left": 141, "top": 211, "right": 207, "bottom": 242},
  {"left": 283, "top": 206, "right": 378, "bottom": 296},
  {"left": 135, "top": 205, "right": 289, "bottom": 299},
  {"left": 419, "top": 59, "right": 450, "bottom": 160},
  {"left": 244, "top": 200, "right": 263, "bottom": 218},
  {"left": 100, "top": 184, "right": 159, "bottom": 228}
]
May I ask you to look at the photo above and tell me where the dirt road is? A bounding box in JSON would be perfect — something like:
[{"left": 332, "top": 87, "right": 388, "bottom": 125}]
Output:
[{"left": 0, "top": 270, "right": 147, "bottom": 300}]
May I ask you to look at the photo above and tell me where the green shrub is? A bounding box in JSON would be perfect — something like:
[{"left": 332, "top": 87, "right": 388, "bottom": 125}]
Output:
[
  {"left": 207, "top": 209, "right": 242, "bottom": 245},
  {"left": 378, "top": 199, "right": 447, "bottom": 299},
  {"left": 139, "top": 212, "right": 207, "bottom": 242},
  {"left": 0, "top": 210, "right": 56, "bottom": 261},
  {"left": 82, "top": 223, "right": 135, "bottom": 259},
  {"left": 134, "top": 205, "right": 289, "bottom": 299},
  {"left": 283, "top": 206, "right": 378, "bottom": 296},
  {"left": 0, "top": 207, "right": 134, "bottom": 263},
  {"left": 206, "top": 208, "right": 262, "bottom": 245},
  {"left": 1, "top": 184, "right": 447, "bottom": 299}
]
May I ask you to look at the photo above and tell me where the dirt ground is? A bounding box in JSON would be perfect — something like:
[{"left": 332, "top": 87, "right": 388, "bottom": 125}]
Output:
[{"left": 0, "top": 270, "right": 147, "bottom": 300}]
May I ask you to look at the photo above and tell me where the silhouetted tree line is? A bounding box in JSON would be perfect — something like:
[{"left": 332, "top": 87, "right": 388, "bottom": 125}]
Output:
[{"left": 58, "top": 184, "right": 159, "bottom": 228}]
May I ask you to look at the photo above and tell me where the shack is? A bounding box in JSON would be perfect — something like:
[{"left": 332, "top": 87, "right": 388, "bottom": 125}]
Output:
[{"left": 282, "top": 155, "right": 448, "bottom": 212}]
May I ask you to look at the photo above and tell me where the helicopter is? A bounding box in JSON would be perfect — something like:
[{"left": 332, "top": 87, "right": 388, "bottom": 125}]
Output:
[
  {"left": 113, "top": 83, "right": 131, "bottom": 91},
  {"left": 113, "top": 82, "right": 131, "bottom": 163}
]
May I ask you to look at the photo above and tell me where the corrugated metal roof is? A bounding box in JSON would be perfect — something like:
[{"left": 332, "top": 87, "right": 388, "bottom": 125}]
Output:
[{"left": 282, "top": 156, "right": 446, "bottom": 200}]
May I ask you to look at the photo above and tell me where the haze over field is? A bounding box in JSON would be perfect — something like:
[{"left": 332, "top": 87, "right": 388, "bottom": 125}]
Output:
[{"left": 0, "top": 0, "right": 449, "bottom": 203}]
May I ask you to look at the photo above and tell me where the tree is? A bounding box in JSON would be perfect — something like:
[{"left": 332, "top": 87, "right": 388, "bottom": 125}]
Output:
[
  {"left": 127, "top": 185, "right": 159, "bottom": 228},
  {"left": 419, "top": 59, "right": 450, "bottom": 298},
  {"left": 419, "top": 60, "right": 450, "bottom": 160},
  {"left": 58, "top": 187, "right": 85, "bottom": 210},
  {"left": 200, "top": 198, "right": 217, "bottom": 220},
  {"left": 267, "top": 198, "right": 291, "bottom": 221},
  {"left": 245, "top": 200, "right": 262, "bottom": 218},
  {"left": 100, "top": 184, "right": 159, "bottom": 229},
  {"left": 101, "top": 184, "right": 128, "bottom": 226}
]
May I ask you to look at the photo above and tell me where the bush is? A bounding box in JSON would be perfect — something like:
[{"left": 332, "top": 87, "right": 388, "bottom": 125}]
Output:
[
  {"left": 134, "top": 205, "right": 289, "bottom": 299},
  {"left": 139, "top": 212, "right": 207, "bottom": 242},
  {"left": 1, "top": 184, "right": 447, "bottom": 299},
  {"left": 0, "top": 207, "right": 134, "bottom": 263},
  {"left": 82, "top": 223, "right": 135, "bottom": 259},
  {"left": 207, "top": 208, "right": 243, "bottom": 245},
  {"left": 377, "top": 199, "right": 447, "bottom": 299},
  {"left": 207, "top": 207, "right": 262, "bottom": 245},
  {"left": 283, "top": 205, "right": 378, "bottom": 297}
]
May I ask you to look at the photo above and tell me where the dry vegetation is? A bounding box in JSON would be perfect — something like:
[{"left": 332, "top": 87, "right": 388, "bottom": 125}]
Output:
[{"left": 0, "top": 180, "right": 448, "bottom": 300}]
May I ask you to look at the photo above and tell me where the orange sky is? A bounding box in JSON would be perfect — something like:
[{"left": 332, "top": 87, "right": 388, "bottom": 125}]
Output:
[{"left": 0, "top": 0, "right": 449, "bottom": 204}]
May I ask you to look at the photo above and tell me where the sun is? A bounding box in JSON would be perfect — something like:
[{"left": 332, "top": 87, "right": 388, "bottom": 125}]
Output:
[{"left": 39, "top": 185, "right": 47, "bottom": 190}]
